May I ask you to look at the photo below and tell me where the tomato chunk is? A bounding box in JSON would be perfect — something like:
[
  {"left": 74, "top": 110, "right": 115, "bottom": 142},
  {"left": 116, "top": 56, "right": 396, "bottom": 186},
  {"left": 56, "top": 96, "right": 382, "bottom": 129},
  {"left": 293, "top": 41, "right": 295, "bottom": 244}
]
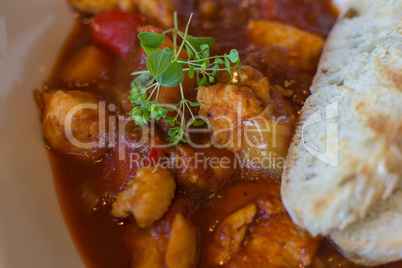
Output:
[{"left": 91, "top": 10, "right": 144, "bottom": 56}]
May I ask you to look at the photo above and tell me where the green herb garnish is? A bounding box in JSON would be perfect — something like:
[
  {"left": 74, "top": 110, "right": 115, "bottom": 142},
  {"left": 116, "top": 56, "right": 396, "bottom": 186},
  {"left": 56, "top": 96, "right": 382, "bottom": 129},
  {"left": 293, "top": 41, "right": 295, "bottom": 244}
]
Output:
[{"left": 129, "top": 12, "right": 242, "bottom": 144}]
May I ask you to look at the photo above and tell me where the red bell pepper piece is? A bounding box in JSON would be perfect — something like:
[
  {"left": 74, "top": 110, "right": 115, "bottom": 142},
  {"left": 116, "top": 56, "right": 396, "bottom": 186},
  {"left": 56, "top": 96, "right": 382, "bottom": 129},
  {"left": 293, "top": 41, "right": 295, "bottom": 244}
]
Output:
[{"left": 91, "top": 10, "right": 144, "bottom": 56}]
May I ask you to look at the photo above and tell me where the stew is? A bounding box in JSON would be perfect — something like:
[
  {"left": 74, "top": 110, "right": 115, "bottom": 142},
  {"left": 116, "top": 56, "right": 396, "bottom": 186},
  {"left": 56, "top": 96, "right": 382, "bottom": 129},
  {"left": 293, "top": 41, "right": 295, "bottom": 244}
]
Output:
[{"left": 35, "top": 0, "right": 402, "bottom": 267}]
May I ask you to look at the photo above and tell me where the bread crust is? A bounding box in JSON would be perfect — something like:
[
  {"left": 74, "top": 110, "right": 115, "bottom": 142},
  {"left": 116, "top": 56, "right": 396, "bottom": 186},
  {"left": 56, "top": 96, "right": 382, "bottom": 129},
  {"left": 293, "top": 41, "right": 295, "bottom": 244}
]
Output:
[
  {"left": 281, "top": 0, "right": 402, "bottom": 241},
  {"left": 331, "top": 180, "right": 402, "bottom": 266}
]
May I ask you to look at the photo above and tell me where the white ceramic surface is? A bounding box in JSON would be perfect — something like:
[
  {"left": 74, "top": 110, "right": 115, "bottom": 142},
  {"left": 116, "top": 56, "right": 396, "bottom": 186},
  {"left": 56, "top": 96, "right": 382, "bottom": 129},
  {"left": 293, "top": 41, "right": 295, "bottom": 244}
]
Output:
[
  {"left": 0, "top": 0, "right": 84, "bottom": 267},
  {"left": 0, "top": 0, "right": 348, "bottom": 267}
]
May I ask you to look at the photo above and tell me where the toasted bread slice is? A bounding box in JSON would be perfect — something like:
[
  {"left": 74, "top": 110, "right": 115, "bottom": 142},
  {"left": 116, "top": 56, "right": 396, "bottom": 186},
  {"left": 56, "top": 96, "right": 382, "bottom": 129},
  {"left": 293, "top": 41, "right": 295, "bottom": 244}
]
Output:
[
  {"left": 331, "top": 180, "right": 402, "bottom": 266},
  {"left": 281, "top": 0, "right": 402, "bottom": 236}
]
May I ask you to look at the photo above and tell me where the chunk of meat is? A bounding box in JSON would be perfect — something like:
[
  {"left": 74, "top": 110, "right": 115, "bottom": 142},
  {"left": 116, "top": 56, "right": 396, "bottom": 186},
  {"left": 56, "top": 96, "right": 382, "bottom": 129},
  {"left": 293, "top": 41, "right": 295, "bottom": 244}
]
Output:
[
  {"left": 67, "top": 0, "right": 118, "bottom": 14},
  {"left": 61, "top": 45, "right": 111, "bottom": 85},
  {"left": 130, "top": 231, "right": 166, "bottom": 268},
  {"left": 117, "top": 0, "right": 135, "bottom": 11},
  {"left": 112, "top": 165, "right": 176, "bottom": 227},
  {"left": 169, "top": 144, "right": 238, "bottom": 191},
  {"left": 165, "top": 214, "right": 198, "bottom": 268},
  {"left": 42, "top": 90, "right": 106, "bottom": 161},
  {"left": 197, "top": 74, "right": 294, "bottom": 175},
  {"left": 135, "top": 0, "right": 174, "bottom": 28},
  {"left": 207, "top": 203, "right": 257, "bottom": 266},
  {"left": 217, "top": 65, "right": 271, "bottom": 106},
  {"left": 198, "top": 0, "right": 218, "bottom": 18},
  {"left": 198, "top": 83, "right": 264, "bottom": 150},
  {"left": 205, "top": 184, "right": 321, "bottom": 268},
  {"left": 198, "top": 65, "right": 272, "bottom": 150},
  {"left": 259, "top": 0, "right": 337, "bottom": 36},
  {"left": 127, "top": 197, "right": 198, "bottom": 268},
  {"left": 228, "top": 205, "right": 321, "bottom": 268},
  {"left": 256, "top": 194, "right": 285, "bottom": 216},
  {"left": 68, "top": 0, "right": 137, "bottom": 13},
  {"left": 248, "top": 20, "right": 324, "bottom": 71}
]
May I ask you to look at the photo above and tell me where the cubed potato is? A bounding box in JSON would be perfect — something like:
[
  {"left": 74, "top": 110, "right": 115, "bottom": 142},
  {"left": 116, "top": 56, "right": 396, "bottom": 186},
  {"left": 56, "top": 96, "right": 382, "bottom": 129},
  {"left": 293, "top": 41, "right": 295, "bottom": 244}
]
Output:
[
  {"left": 207, "top": 203, "right": 257, "bottom": 265},
  {"left": 248, "top": 20, "right": 324, "bottom": 70},
  {"left": 62, "top": 45, "right": 111, "bottom": 84}
]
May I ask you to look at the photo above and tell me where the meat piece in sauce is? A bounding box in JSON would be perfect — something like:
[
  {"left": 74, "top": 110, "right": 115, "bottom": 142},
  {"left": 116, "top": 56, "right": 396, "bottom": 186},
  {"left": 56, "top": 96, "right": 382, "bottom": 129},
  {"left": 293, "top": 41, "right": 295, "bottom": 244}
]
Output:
[
  {"left": 136, "top": 0, "right": 175, "bottom": 28},
  {"left": 165, "top": 213, "right": 198, "bottom": 268},
  {"left": 247, "top": 20, "right": 324, "bottom": 72},
  {"left": 128, "top": 196, "right": 198, "bottom": 268},
  {"left": 207, "top": 202, "right": 257, "bottom": 265},
  {"left": 198, "top": 83, "right": 264, "bottom": 150},
  {"left": 42, "top": 90, "right": 107, "bottom": 161},
  {"left": 169, "top": 145, "right": 238, "bottom": 191},
  {"left": 112, "top": 165, "right": 176, "bottom": 227},
  {"left": 129, "top": 230, "right": 166, "bottom": 268},
  {"left": 228, "top": 195, "right": 321, "bottom": 267},
  {"left": 197, "top": 66, "right": 294, "bottom": 175},
  {"left": 206, "top": 184, "right": 321, "bottom": 267},
  {"left": 67, "top": 0, "right": 139, "bottom": 13},
  {"left": 67, "top": 0, "right": 118, "bottom": 14},
  {"left": 218, "top": 65, "right": 271, "bottom": 106},
  {"left": 259, "top": 0, "right": 337, "bottom": 36}
]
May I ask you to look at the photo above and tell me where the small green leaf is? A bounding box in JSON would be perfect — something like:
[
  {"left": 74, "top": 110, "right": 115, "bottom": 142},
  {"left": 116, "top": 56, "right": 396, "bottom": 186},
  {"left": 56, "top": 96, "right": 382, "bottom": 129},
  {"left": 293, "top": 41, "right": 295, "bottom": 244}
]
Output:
[
  {"left": 187, "top": 36, "right": 214, "bottom": 51},
  {"left": 200, "top": 44, "right": 209, "bottom": 58},
  {"left": 131, "top": 72, "right": 154, "bottom": 90},
  {"left": 188, "top": 65, "right": 195, "bottom": 79},
  {"left": 195, "top": 53, "right": 203, "bottom": 60},
  {"left": 167, "top": 117, "right": 178, "bottom": 127},
  {"left": 200, "top": 44, "right": 209, "bottom": 52},
  {"left": 185, "top": 44, "right": 194, "bottom": 59},
  {"left": 209, "top": 75, "right": 215, "bottom": 83},
  {"left": 224, "top": 57, "right": 231, "bottom": 75},
  {"left": 167, "top": 127, "right": 187, "bottom": 143},
  {"left": 149, "top": 103, "right": 168, "bottom": 120},
  {"left": 156, "top": 61, "right": 184, "bottom": 87},
  {"left": 235, "top": 58, "right": 243, "bottom": 68},
  {"left": 129, "top": 106, "right": 150, "bottom": 126},
  {"left": 187, "top": 101, "right": 203, "bottom": 107},
  {"left": 199, "top": 74, "right": 207, "bottom": 86},
  {"left": 141, "top": 43, "right": 158, "bottom": 56},
  {"left": 168, "top": 127, "right": 179, "bottom": 136},
  {"left": 164, "top": 47, "right": 175, "bottom": 56},
  {"left": 138, "top": 32, "right": 165, "bottom": 48},
  {"left": 228, "top": 49, "right": 239, "bottom": 63},
  {"left": 146, "top": 50, "right": 172, "bottom": 78},
  {"left": 201, "top": 61, "right": 207, "bottom": 71},
  {"left": 166, "top": 105, "right": 177, "bottom": 112},
  {"left": 215, "top": 58, "right": 224, "bottom": 65},
  {"left": 193, "top": 120, "right": 205, "bottom": 126}
]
